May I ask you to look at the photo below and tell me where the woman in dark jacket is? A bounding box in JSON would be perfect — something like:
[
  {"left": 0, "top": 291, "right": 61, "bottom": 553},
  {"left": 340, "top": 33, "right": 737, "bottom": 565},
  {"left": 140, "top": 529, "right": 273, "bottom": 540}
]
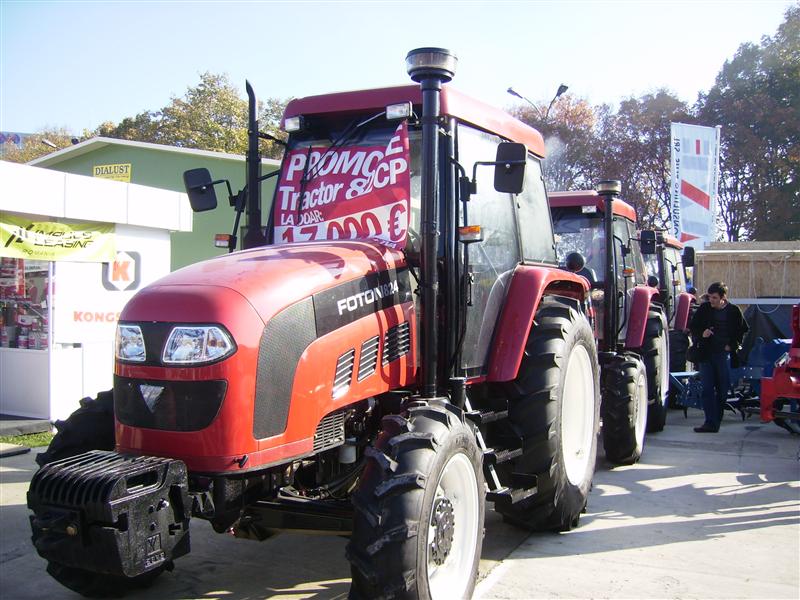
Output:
[{"left": 689, "top": 282, "right": 749, "bottom": 432}]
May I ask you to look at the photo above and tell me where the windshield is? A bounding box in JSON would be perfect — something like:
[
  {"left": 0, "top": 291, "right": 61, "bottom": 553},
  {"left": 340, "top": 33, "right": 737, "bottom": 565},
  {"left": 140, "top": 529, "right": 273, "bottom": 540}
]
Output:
[
  {"left": 272, "top": 117, "right": 421, "bottom": 251},
  {"left": 644, "top": 254, "right": 659, "bottom": 279},
  {"left": 551, "top": 208, "right": 605, "bottom": 282}
]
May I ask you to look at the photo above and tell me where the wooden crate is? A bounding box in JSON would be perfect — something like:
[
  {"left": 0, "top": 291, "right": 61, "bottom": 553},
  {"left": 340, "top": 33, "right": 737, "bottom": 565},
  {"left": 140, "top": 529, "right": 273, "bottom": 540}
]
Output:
[{"left": 692, "top": 242, "right": 800, "bottom": 310}]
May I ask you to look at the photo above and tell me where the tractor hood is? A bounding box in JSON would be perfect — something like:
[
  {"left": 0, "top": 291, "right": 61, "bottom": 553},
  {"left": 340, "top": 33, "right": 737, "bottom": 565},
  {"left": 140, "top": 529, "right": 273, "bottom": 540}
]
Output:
[{"left": 120, "top": 240, "right": 408, "bottom": 328}]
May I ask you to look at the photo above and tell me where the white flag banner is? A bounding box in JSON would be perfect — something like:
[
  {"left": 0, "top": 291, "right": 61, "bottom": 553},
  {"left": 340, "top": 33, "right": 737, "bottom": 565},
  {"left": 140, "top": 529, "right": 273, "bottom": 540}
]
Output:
[{"left": 669, "top": 123, "right": 721, "bottom": 249}]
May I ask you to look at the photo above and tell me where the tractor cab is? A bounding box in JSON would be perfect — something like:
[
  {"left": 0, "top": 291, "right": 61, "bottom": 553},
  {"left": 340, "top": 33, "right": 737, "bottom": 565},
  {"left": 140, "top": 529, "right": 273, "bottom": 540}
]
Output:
[{"left": 549, "top": 189, "right": 648, "bottom": 346}]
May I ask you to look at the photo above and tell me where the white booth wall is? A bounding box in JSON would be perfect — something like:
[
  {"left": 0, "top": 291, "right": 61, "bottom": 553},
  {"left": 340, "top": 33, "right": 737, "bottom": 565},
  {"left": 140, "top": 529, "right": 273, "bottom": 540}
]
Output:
[{"left": 0, "top": 161, "right": 191, "bottom": 421}]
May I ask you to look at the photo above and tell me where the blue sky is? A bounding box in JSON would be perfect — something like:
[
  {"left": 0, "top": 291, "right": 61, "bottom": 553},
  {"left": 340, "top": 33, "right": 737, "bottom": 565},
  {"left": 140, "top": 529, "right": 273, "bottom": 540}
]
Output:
[{"left": 0, "top": 0, "right": 795, "bottom": 135}]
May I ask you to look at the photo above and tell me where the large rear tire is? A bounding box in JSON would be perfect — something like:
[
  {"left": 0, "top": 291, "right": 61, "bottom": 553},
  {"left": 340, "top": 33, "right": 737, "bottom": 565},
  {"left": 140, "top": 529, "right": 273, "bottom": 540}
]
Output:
[
  {"left": 601, "top": 354, "right": 648, "bottom": 465},
  {"left": 348, "top": 401, "right": 485, "bottom": 600},
  {"left": 643, "top": 309, "right": 669, "bottom": 433},
  {"left": 32, "top": 391, "right": 166, "bottom": 597},
  {"left": 497, "top": 296, "right": 600, "bottom": 531}
]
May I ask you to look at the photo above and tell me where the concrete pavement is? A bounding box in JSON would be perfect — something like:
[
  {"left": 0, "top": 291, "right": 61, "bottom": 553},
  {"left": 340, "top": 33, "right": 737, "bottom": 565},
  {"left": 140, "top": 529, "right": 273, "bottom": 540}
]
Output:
[
  {"left": 476, "top": 410, "right": 800, "bottom": 599},
  {"left": 1, "top": 408, "right": 798, "bottom": 599}
]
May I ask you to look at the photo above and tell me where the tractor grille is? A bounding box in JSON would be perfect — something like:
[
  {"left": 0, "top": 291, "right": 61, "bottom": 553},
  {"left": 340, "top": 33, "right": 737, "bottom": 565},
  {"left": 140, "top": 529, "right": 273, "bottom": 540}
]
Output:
[
  {"left": 114, "top": 376, "right": 226, "bottom": 432},
  {"left": 357, "top": 336, "right": 380, "bottom": 381},
  {"left": 382, "top": 321, "right": 410, "bottom": 365},
  {"left": 333, "top": 349, "right": 355, "bottom": 399},
  {"left": 313, "top": 410, "right": 346, "bottom": 452}
]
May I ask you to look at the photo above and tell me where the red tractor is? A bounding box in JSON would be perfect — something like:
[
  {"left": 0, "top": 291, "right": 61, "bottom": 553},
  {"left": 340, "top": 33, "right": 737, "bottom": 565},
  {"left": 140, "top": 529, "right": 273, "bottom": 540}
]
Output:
[
  {"left": 28, "top": 49, "right": 601, "bottom": 599},
  {"left": 639, "top": 230, "right": 696, "bottom": 373},
  {"left": 549, "top": 187, "right": 670, "bottom": 464}
]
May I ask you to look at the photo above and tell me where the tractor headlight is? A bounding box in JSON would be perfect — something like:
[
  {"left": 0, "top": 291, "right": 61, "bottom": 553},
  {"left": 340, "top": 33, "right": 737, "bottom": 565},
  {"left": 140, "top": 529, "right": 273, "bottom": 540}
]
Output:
[
  {"left": 162, "top": 326, "right": 235, "bottom": 365},
  {"left": 116, "top": 325, "right": 146, "bottom": 362}
]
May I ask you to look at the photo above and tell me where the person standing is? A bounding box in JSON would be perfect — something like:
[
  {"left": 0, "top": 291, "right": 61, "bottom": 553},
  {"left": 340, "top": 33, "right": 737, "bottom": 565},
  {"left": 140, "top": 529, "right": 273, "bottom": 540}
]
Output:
[{"left": 689, "top": 282, "right": 749, "bottom": 432}]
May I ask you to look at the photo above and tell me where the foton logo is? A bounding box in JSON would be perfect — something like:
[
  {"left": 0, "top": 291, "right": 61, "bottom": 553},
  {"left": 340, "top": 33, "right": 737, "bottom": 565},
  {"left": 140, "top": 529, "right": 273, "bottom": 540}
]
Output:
[{"left": 102, "top": 251, "right": 141, "bottom": 291}]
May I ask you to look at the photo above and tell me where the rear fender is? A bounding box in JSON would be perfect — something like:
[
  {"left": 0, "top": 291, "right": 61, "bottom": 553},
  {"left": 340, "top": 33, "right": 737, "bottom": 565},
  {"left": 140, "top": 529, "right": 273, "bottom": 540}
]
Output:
[
  {"left": 487, "top": 265, "right": 589, "bottom": 382},
  {"left": 673, "top": 292, "right": 694, "bottom": 332},
  {"left": 624, "top": 285, "right": 658, "bottom": 349}
]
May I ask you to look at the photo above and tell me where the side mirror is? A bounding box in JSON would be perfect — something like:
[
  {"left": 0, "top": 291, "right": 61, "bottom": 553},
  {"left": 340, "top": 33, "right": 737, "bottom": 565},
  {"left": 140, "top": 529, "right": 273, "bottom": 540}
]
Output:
[
  {"left": 682, "top": 245, "right": 695, "bottom": 268},
  {"left": 494, "top": 142, "right": 527, "bottom": 194},
  {"left": 183, "top": 168, "right": 218, "bottom": 212},
  {"left": 639, "top": 230, "right": 657, "bottom": 255}
]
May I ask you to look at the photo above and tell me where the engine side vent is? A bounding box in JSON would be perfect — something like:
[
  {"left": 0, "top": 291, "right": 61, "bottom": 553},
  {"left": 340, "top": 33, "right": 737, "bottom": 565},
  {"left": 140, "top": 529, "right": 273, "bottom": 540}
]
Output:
[
  {"left": 383, "top": 321, "right": 410, "bottom": 365},
  {"left": 313, "top": 410, "right": 346, "bottom": 453},
  {"left": 332, "top": 349, "right": 355, "bottom": 399},
  {"left": 357, "top": 336, "right": 380, "bottom": 381}
]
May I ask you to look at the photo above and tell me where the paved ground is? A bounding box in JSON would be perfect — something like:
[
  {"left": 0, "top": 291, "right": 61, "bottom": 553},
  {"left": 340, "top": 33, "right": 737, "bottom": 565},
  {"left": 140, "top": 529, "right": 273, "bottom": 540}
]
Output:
[{"left": 1, "top": 408, "right": 798, "bottom": 600}]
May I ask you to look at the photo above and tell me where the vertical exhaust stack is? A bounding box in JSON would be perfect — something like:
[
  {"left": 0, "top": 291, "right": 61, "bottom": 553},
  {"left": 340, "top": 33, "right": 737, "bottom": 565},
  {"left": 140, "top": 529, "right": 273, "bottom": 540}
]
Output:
[
  {"left": 244, "top": 81, "right": 266, "bottom": 249},
  {"left": 597, "top": 179, "right": 621, "bottom": 351},
  {"left": 405, "top": 47, "right": 458, "bottom": 398}
]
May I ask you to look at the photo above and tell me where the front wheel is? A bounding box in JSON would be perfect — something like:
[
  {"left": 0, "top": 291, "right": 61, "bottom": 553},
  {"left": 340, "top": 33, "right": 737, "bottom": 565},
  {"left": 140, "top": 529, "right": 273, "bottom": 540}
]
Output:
[
  {"left": 601, "top": 354, "right": 648, "bottom": 465},
  {"left": 32, "top": 391, "right": 168, "bottom": 597},
  {"left": 348, "top": 402, "right": 485, "bottom": 600}
]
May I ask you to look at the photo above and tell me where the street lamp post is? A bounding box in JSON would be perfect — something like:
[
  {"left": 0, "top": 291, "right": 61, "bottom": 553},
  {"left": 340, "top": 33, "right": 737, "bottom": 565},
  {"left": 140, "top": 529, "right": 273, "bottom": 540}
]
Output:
[
  {"left": 507, "top": 83, "right": 569, "bottom": 123},
  {"left": 545, "top": 84, "right": 569, "bottom": 122},
  {"left": 406, "top": 47, "right": 457, "bottom": 398}
]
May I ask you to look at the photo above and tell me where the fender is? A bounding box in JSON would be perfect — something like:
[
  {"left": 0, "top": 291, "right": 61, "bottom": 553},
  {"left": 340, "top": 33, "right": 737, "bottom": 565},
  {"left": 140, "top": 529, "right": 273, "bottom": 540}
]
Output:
[
  {"left": 487, "top": 265, "right": 589, "bottom": 382},
  {"left": 624, "top": 285, "right": 659, "bottom": 349},
  {"left": 673, "top": 292, "right": 693, "bottom": 332}
]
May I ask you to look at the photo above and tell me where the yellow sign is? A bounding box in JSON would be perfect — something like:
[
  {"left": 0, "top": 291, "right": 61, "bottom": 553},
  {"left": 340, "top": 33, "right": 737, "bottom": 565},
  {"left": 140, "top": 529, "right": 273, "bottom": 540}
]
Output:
[
  {"left": 93, "top": 163, "right": 132, "bottom": 182},
  {"left": 0, "top": 214, "right": 116, "bottom": 262}
]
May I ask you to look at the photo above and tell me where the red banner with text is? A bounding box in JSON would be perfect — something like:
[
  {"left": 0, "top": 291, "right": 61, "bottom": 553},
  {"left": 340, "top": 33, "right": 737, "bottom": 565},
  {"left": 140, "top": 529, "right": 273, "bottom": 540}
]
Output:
[{"left": 274, "top": 122, "right": 410, "bottom": 249}]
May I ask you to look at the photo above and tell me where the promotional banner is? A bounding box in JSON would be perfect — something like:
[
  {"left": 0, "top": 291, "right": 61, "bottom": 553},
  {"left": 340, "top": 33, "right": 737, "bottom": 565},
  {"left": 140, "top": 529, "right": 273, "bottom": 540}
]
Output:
[
  {"left": 0, "top": 214, "right": 116, "bottom": 262},
  {"left": 669, "top": 123, "right": 721, "bottom": 248},
  {"left": 273, "top": 121, "right": 411, "bottom": 249}
]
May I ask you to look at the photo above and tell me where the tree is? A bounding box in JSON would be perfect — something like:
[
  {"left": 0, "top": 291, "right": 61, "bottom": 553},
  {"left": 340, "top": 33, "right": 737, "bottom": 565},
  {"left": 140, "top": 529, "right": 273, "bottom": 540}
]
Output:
[
  {"left": 698, "top": 4, "right": 800, "bottom": 241},
  {"left": 508, "top": 94, "right": 599, "bottom": 192},
  {"left": 595, "top": 91, "right": 692, "bottom": 230},
  {"left": 93, "top": 73, "right": 288, "bottom": 159},
  {"left": 1, "top": 129, "right": 78, "bottom": 164}
]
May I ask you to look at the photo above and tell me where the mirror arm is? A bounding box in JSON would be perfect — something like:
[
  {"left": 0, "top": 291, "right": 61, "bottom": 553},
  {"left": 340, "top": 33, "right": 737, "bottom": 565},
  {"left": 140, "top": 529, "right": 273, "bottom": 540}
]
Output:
[
  {"left": 450, "top": 158, "right": 473, "bottom": 199},
  {"left": 227, "top": 190, "right": 247, "bottom": 253},
  {"left": 257, "top": 170, "right": 281, "bottom": 183},
  {"left": 257, "top": 131, "right": 287, "bottom": 147}
]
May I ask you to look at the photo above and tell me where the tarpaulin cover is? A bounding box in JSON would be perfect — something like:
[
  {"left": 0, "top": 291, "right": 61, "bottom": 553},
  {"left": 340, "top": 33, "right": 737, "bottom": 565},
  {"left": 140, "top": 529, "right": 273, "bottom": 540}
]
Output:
[{"left": 741, "top": 303, "right": 794, "bottom": 369}]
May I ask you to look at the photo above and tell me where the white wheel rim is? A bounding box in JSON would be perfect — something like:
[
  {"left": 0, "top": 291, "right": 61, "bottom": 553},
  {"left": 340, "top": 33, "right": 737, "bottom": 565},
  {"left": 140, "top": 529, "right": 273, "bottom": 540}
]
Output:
[
  {"left": 560, "top": 344, "right": 596, "bottom": 486},
  {"left": 427, "top": 452, "right": 480, "bottom": 600},
  {"left": 658, "top": 332, "right": 669, "bottom": 406},
  {"left": 634, "top": 368, "right": 648, "bottom": 449}
]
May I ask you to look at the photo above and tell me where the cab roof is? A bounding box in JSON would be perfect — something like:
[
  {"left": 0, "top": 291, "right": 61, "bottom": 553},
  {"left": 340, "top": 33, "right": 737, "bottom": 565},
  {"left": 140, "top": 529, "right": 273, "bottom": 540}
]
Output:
[
  {"left": 283, "top": 84, "right": 546, "bottom": 158},
  {"left": 663, "top": 234, "right": 683, "bottom": 249},
  {"left": 548, "top": 190, "right": 637, "bottom": 222}
]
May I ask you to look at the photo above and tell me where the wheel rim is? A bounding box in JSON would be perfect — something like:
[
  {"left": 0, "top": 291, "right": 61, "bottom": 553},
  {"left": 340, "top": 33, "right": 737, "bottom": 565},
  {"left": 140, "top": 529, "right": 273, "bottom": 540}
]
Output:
[
  {"left": 658, "top": 331, "right": 669, "bottom": 406},
  {"left": 634, "top": 368, "right": 648, "bottom": 449},
  {"left": 427, "top": 452, "right": 480, "bottom": 599},
  {"left": 560, "top": 344, "right": 596, "bottom": 486}
]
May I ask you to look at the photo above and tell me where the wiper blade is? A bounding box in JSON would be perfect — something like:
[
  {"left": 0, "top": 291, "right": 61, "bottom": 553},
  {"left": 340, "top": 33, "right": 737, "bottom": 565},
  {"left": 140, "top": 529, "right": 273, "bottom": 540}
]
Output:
[{"left": 301, "top": 109, "right": 386, "bottom": 184}]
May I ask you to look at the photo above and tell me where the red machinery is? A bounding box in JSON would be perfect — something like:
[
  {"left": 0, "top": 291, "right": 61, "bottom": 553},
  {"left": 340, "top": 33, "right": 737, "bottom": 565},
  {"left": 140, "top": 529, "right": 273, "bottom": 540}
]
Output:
[{"left": 759, "top": 303, "right": 800, "bottom": 432}]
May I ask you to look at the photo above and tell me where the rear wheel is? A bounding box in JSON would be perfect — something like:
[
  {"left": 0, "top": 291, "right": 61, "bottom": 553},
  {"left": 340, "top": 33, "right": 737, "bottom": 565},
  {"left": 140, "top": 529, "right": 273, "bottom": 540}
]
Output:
[
  {"left": 33, "top": 391, "right": 167, "bottom": 597},
  {"left": 498, "top": 296, "right": 600, "bottom": 531},
  {"left": 348, "top": 402, "right": 485, "bottom": 600},
  {"left": 643, "top": 309, "right": 669, "bottom": 433},
  {"left": 601, "top": 354, "right": 648, "bottom": 465}
]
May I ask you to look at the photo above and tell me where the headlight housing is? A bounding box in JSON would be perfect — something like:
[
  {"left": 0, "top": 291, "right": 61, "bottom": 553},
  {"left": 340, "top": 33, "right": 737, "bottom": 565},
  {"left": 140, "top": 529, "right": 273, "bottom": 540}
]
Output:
[
  {"left": 162, "top": 326, "right": 235, "bottom": 365},
  {"left": 116, "top": 325, "right": 146, "bottom": 362}
]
